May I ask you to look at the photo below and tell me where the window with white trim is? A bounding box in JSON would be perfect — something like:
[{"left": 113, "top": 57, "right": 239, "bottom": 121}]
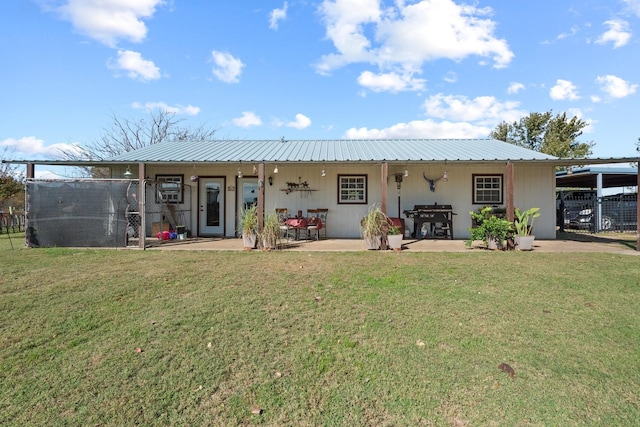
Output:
[
  {"left": 472, "top": 174, "right": 503, "bottom": 204},
  {"left": 338, "top": 174, "right": 367, "bottom": 204},
  {"left": 156, "top": 175, "right": 184, "bottom": 204}
]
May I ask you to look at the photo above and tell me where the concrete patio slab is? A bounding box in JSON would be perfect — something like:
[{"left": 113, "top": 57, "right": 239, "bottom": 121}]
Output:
[{"left": 145, "top": 233, "right": 639, "bottom": 255}]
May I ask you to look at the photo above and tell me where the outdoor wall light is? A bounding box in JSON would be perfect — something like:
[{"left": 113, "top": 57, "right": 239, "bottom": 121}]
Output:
[
  {"left": 252, "top": 165, "right": 257, "bottom": 174},
  {"left": 123, "top": 165, "right": 133, "bottom": 177},
  {"left": 442, "top": 170, "right": 448, "bottom": 181},
  {"left": 321, "top": 169, "right": 326, "bottom": 177},
  {"left": 238, "top": 169, "right": 243, "bottom": 178},
  {"left": 274, "top": 165, "right": 279, "bottom": 174},
  {"left": 404, "top": 169, "right": 409, "bottom": 177},
  {"left": 268, "top": 176, "right": 273, "bottom": 186}
]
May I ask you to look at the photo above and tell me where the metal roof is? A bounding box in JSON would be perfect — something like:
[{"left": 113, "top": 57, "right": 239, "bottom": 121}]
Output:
[
  {"left": 107, "top": 138, "right": 558, "bottom": 163},
  {"left": 4, "top": 139, "right": 639, "bottom": 167}
]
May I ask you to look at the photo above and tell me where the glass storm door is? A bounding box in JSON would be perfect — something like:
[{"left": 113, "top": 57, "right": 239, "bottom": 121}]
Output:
[
  {"left": 237, "top": 178, "right": 259, "bottom": 236},
  {"left": 199, "top": 178, "right": 224, "bottom": 235}
]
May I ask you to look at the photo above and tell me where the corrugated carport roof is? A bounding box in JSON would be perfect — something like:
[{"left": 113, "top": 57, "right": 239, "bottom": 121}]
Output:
[{"left": 556, "top": 166, "right": 639, "bottom": 189}]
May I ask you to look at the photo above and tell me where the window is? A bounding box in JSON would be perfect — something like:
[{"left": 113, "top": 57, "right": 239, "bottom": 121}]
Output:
[
  {"left": 338, "top": 174, "right": 367, "bottom": 204},
  {"left": 472, "top": 174, "right": 503, "bottom": 204},
  {"left": 156, "top": 175, "right": 184, "bottom": 204}
]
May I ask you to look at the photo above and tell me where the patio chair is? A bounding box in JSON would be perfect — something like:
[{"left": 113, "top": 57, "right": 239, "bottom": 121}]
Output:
[
  {"left": 275, "top": 208, "right": 293, "bottom": 242},
  {"left": 307, "top": 208, "right": 328, "bottom": 240}
]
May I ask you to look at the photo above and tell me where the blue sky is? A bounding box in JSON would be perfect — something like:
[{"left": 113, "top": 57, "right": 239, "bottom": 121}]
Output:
[{"left": 2, "top": 0, "right": 640, "bottom": 172}]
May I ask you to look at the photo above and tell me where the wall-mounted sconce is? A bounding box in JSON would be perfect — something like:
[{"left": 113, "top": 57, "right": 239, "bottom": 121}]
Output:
[
  {"left": 404, "top": 169, "right": 409, "bottom": 177},
  {"left": 321, "top": 169, "right": 326, "bottom": 177},
  {"left": 123, "top": 165, "right": 133, "bottom": 177},
  {"left": 274, "top": 165, "right": 279, "bottom": 174},
  {"left": 252, "top": 165, "right": 257, "bottom": 174},
  {"left": 238, "top": 169, "right": 243, "bottom": 178},
  {"left": 442, "top": 170, "right": 448, "bottom": 182},
  {"left": 268, "top": 176, "right": 273, "bottom": 186}
]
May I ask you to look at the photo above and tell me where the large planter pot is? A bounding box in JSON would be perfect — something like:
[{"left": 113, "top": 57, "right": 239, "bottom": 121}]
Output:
[
  {"left": 387, "top": 234, "right": 403, "bottom": 251},
  {"left": 487, "top": 238, "right": 500, "bottom": 250},
  {"left": 262, "top": 237, "right": 277, "bottom": 250},
  {"left": 515, "top": 235, "right": 535, "bottom": 251},
  {"left": 242, "top": 233, "right": 257, "bottom": 250},
  {"left": 364, "top": 235, "right": 381, "bottom": 250}
]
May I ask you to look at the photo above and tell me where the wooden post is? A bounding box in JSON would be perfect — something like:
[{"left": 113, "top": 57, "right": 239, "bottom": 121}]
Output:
[
  {"left": 380, "top": 162, "right": 388, "bottom": 215},
  {"left": 26, "top": 163, "right": 34, "bottom": 179},
  {"left": 380, "top": 162, "right": 388, "bottom": 250},
  {"left": 258, "top": 163, "right": 265, "bottom": 232},
  {"left": 506, "top": 162, "right": 514, "bottom": 223}
]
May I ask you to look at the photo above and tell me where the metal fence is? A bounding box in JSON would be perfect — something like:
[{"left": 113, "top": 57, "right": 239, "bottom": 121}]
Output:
[
  {"left": 0, "top": 210, "right": 25, "bottom": 233},
  {"left": 24, "top": 179, "right": 192, "bottom": 248},
  {"left": 558, "top": 192, "right": 637, "bottom": 233}
]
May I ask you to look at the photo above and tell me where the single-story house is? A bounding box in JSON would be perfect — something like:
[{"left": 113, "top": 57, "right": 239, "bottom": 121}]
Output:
[{"left": 6, "top": 138, "right": 640, "bottom": 248}]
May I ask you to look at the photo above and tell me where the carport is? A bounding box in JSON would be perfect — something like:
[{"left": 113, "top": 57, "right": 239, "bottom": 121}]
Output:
[{"left": 556, "top": 166, "right": 638, "bottom": 235}]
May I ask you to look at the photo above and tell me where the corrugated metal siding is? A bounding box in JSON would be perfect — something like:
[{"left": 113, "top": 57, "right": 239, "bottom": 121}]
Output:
[{"left": 109, "top": 139, "right": 558, "bottom": 163}]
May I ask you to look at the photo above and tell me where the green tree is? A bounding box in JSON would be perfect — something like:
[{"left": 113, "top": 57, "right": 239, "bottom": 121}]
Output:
[
  {"left": 0, "top": 146, "right": 25, "bottom": 210},
  {"left": 490, "top": 111, "right": 593, "bottom": 158}
]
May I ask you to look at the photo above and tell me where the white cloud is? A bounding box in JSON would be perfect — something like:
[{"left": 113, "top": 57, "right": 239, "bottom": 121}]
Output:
[
  {"left": 357, "top": 70, "right": 425, "bottom": 92},
  {"left": 623, "top": 0, "right": 640, "bottom": 17},
  {"left": 54, "top": 0, "right": 164, "bottom": 47},
  {"left": 422, "top": 94, "right": 525, "bottom": 125},
  {"left": 507, "top": 82, "right": 525, "bottom": 94},
  {"left": 344, "top": 91, "right": 529, "bottom": 139},
  {"left": 596, "top": 19, "right": 631, "bottom": 48},
  {"left": 269, "top": 2, "right": 288, "bottom": 30},
  {"left": 286, "top": 113, "right": 312, "bottom": 129},
  {"left": 232, "top": 112, "right": 263, "bottom": 128},
  {"left": 316, "top": 0, "right": 513, "bottom": 90},
  {"left": 556, "top": 26, "right": 579, "bottom": 41},
  {"left": 443, "top": 71, "right": 457, "bottom": 83},
  {"left": 211, "top": 50, "right": 244, "bottom": 83},
  {"left": 1, "top": 136, "right": 80, "bottom": 159},
  {"left": 550, "top": 79, "right": 580, "bottom": 101},
  {"left": 344, "top": 119, "right": 490, "bottom": 139},
  {"left": 596, "top": 74, "right": 638, "bottom": 98},
  {"left": 109, "top": 50, "right": 161, "bottom": 81},
  {"left": 132, "top": 102, "right": 200, "bottom": 115}
]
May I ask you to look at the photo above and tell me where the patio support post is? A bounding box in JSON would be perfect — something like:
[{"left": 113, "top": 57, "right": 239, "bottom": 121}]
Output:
[
  {"left": 138, "top": 162, "right": 146, "bottom": 249},
  {"left": 26, "top": 163, "right": 34, "bottom": 179},
  {"left": 505, "top": 161, "right": 514, "bottom": 223},
  {"left": 380, "top": 162, "right": 388, "bottom": 250},
  {"left": 258, "top": 163, "right": 265, "bottom": 232},
  {"left": 380, "top": 162, "right": 388, "bottom": 215}
]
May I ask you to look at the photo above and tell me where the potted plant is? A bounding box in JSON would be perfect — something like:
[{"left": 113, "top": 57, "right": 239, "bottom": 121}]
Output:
[
  {"left": 260, "top": 211, "right": 280, "bottom": 250},
  {"left": 238, "top": 204, "right": 258, "bottom": 250},
  {"left": 514, "top": 207, "right": 540, "bottom": 250},
  {"left": 466, "top": 206, "right": 513, "bottom": 250},
  {"left": 387, "top": 224, "right": 403, "bottom": 251},
  {"left": 360, "top": 204, "right": 387, "bottom": 250}
]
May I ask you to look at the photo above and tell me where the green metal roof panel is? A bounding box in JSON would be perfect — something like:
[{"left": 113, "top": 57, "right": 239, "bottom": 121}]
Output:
[{"left": 108, "top": 138, "right": 558, "bottom": 163}]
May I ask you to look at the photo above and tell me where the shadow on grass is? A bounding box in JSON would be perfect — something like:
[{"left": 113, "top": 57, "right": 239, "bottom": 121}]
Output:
[{"left": 557, "top": 230, "right": 638, "bottom": 250}]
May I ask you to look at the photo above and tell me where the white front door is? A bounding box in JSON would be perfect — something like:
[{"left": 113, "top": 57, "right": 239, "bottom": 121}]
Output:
[{"left": 199, "top": 178, "right": 224, "bottom": 236}]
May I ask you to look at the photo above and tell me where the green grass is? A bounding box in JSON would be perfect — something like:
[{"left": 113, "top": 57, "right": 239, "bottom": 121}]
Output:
[{"left": 1, "top": 234, "right": 640, "bottom": 425}]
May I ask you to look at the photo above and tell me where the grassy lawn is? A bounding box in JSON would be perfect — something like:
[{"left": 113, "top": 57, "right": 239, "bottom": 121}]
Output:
[{"left": 1, "top": 233, "right": 640, "bottom": 425}]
